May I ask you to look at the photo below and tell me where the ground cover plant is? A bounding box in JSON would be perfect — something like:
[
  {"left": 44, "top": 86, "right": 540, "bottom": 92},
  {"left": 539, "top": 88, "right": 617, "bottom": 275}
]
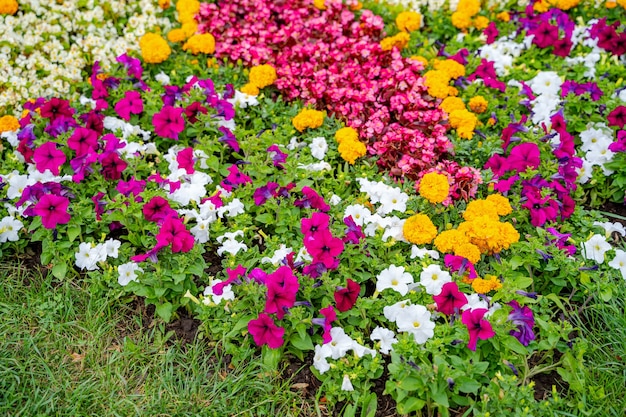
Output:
[{"left": 1, "top": 0, "right": 626, "bottom": 416}]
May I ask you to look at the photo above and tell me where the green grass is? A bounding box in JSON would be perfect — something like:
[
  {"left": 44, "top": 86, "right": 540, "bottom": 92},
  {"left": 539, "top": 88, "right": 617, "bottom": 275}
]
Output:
[
  {"left": 0, "top": 259, "right": 315, "bottom": 417},
  {"left": 570, "top": 281, "right": 626, "bottom": 417}
]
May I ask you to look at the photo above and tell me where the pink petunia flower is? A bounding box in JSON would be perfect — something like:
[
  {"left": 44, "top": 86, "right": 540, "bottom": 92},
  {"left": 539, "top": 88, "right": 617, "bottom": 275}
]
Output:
[
  {"left": 33, "top": 194, "right": 71, "bottom": 229},
  {"left": 153, "top": 106, "right": 185, "bottom": 140},
  {"left": 33, "top": 142, "right": 66, "bottom": 175},
  {"left": 114, "top": 91, "right": 144, "bottom": 121},
  {"left": 248, "top": 313, "right": 285, "bottom": 349},
  {"left": 461, "top": 308, "right": 495, "bottom": 351}
]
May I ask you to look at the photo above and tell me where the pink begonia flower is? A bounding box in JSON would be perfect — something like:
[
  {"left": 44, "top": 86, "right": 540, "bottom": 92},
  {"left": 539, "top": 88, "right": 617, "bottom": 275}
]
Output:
[
  {"left": 248, "top": 313, "right": 285, "bottom": 349},
  {"left": 33, "top": 194, "right": 71, "bottom": 229},
  {"left": 152, "top": 106, "right": 185, "bottom": 140},
  {"left": 461, "top": 308, "right": 495, "bottom": 351},
  {"left": 33, "top": 142, "right": 66, "bottom": 175},
  {"left": 114, "top": 90, "right": 144, "bottom": 121}
]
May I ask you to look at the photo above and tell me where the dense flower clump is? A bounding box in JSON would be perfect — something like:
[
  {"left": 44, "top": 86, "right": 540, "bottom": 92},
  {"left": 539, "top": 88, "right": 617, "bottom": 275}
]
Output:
[{"left": 196, "top": 0, "right": 481, "bottom": 193}]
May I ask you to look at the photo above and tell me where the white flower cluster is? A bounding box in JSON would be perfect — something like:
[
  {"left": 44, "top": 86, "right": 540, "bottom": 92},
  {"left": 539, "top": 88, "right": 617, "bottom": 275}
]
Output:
[
  {"left": 312, "top": 327, "right": 376, "bottom": 374},
  {"left": 75, "top": 238, "right": 121, "bottom": 271},
  {"left": 0, "top": 0, "right": 172, "bottom": 114},
  {"left": 526, "top": 71, "right": 563, "bottom": 127},
  {"left": 576, "top": 122, "right": 616, "bottom": 183},
  {"left": 582, "top": 222, "right": 626, "bottom": 279}
]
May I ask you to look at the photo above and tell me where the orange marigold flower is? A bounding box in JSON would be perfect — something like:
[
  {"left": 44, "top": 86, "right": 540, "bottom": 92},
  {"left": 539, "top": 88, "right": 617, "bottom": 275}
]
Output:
[
  {"left": 496, "top": 11, "right": 510, "bottom": 21},
  {"left": 240, "top": 83, "right": 260, "bottom": 96},
  {"left": 403, "top": 214, "right": 438, "bottom": 245},
  {"left": 139, "top": 33, "right": 171, "bottom": 64},
  {"left": 249, "top": 64, "right": 277, "bottom": 89},
  {"left": 434, "top": 229, "right": 470, "bottom": 254},
  {"left": 451, "top": 12, "right": 472, "bottom": 29},
  {"left": 0, "top": 0, "right": 18, "bottom": 15},
  {"left": 485, "top": 194, "right": 513, "bottom": 216},
  {"left": 338, "top": 139, "right": 367, "bottom": 164},
  {"left": 440, "top": 96, "right": 466, "bottom": 115},
  {"left": 335, "top": 127, "right": 359, "bottom": 144},
  {"left": 396, "top": 11, "right": 422, "bottom": 32},
  {"left": 419, "top": 172, "right": 450, "bottom": 204},
  {"left": 167, "top": 28, "right": 187, "bottom": 43},
  {"left": 380, "top": 32, "right": 411, "bottom": 51},
  {"left": 0, "top": 115, "right": 19, "bottom": 133},
  {"left": 463, "top": 199, "right": 499, "bottom": 221},
  {"left": 454, "top": 242, "right": 482, "bottom": 264},
  {"left": 292, "top": 109, "right": 325, "bottom": 132},
  {"left": 183, "top": 33, "right": 216, "bottom": 55},
  {"left": 471, "top": 275, "right": 502, "bottom": 294},
  {"left": 468, "top": 96, "right": 488, "bottom": 114},
  {"left": 473, "top": 16, "right": 489, "bottom": 30}
]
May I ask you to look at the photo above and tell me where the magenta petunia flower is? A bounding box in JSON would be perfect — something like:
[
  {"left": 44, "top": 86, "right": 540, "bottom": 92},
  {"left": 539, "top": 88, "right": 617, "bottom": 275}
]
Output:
[
  {"left": 433, "top": 282, "right": 468, "bottom": 316},
  {"left": 220, "top": 164, "right": 252, "bottom": 191},
  {"left": 218, "top": 126, "right": 240, "bottom": 152},
  {"left": 304, "top": 229, "right": 344, "bottom": 268},
  {"left": 40, "top": 97, "right": 74, "bottom": 121},
  {"left": 343, "top": 216, "right": 365, "bottom": 244},
  {"left": 461, "top": 308, "right": 495, "bottom": 351},
  {"left": 33, "top": 142, "right": 66, "bottom": 175},
  {"left": 507, "top": 142, "right": 541, "bottom": 173},
  {"left": 301, "top": 212, "right": 330, "bottom": 238},
  {"left": 115, "top": 91, "right": 144, "bottom": 121},
  {"left": 176, "top": 147, "right": 195, "bottom": 174},
  {"left": 530, "top": 21, "right": 559, "bottom": 49},
  {"left": 152, "top": 106, "right": 185, "bottom": 140},
  {"left": 248, "top": 313, "right": 285, "bottom": 349},
  {"left": 99, "top": 152, "right": 127, "bottom": 181},
  {"left": 156, "top": 216, "right": 194, "bottom": 253},
  {"left": 142, "top": 196, "right": 177, "bottom": 223},
  {"left": 213, "top": 264, "right": 247, "bottom": 296},
  {"left": 33, "top": 194, "right": 71, "bottom": 229},
  {"left": 67, "top": 127, "right": 98, "bottom": 157},
  {"left": 295, "top": 186, "right": 330, "bottom": 212},
  {"left": 484, "top": 22, "right": 499, "bottom": 44},
  {"left": 253, "top": 182, "right": 279, "bottom": 206},
  {"left": 312, "top": 305, "right": 337, "bottom": 344}
]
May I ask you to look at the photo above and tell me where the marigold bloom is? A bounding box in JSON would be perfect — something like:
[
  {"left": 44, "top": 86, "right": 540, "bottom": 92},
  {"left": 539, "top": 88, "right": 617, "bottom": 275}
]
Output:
[
  {"left": 167, "top": 28, "right": 187, "bottom": 43},
  {"left": 0, "top": 0, "right": 18, "bottom": 15},
  {"left": 496, "top": 11, "right": 510, "bottom": 21},
  {"left": 158, "top": 0, "right": 170, "bottom": 9},
  {"left": 424, "top": 70, "right": 452, "bottom": 99},
  {"left": 292, "top": 109, "right": 325, "bottom": 132},
  {"left": 454, "top": 242, "right": 481, "bottom": 264},
  {"left": 473, "top": 16, "right": 489, "bottom": 30},
  {"left": 181, "top": 21, "right": 198, "bottom": 37},
  {"left": 313, "top": 0, "right": 326, "bottom": 9},
  {"left": 335, "top": 127, "right": 359, "bottom": 144},
  {"left": 471, "top": 275, "right": 502, "bottom": 294},
  {"left": 338, "top": 139, "right": 366, "bottom": 164},
  {"left": 176, "top": 0, "right": 200, "bottom": 24},
  {"left": 183, "top": 33, "right": 216, "bottom": 55},
  {"left": 139, "top": 33, "right": 171, "bottom": 64},
  {"left": 380, "top": 32, "right": 411, "bottom": 51},
  {"left": 0, "top": 115, "right": 19, "bottom": 133},
  {"left": 555, "top": 0, "right": 580, "bottom": 9},
  {"left": 249, "top": 64, "right": 277, "bottom": 89},
  {"left": 468, "top": 96, "right": 488, "bottom": 114},
  {"left": 448, "top": 109, "right": 477, "bottom": 139},
  {"left": 434, "top": 229, "right": 469, "bottom": 254},
  {"left": 240, "top": 83, "right": 260, "bottom": 96},
  {"left": 463, "top": 199, "right": 499, "bottom": 221},
  {"left": 451, "top": 12, "right": 472, "bottom": 30},
  {"left": 440, "top": 97, "right": 466, "bottom": 115},
  {"left": 403, "top": 214, "right": 438, "bottom": 245},
  {"left": 485, "top": 194, "right": 513, "bottom": 216},
  {"left": 419, "top": 172, "right": 450, "bottom": 204},
  {"left": 396, "top": 11, "right": 422, "bottom": 32}
]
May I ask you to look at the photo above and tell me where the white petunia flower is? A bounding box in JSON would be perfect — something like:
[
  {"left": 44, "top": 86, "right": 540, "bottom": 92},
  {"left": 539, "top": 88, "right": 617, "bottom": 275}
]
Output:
[
  {"left": 309, "top": 136, "right": 328, "bottom": 160},
  {"left": 117, "top": 262, "right": 143, "bottom": 286},
  {"left": 344, "top": 204, "right": 371, "bottom": 227},
  {"left": 329, "top": 194, "right": 342, "bottom": 206},
  {"left": 327, "top": 327, "right": 354, "bottom": 360},
  {"left": 581, "top": 234, "right": 612, "bottom": 264},
  {"left": 395, "top": 304, "right": 435, "bottom": 344},
  {"left": 419, "top": 264, "right": 452, "bottom": 295},
  {"left": 261, "top": 244, "right": 293, "bottom": 265},
  {"left": 313, "top": 344, "right": 333, "bottom": 374},
  {"left": 370, "top": 326, "right": 398, "bottom": 354},
  {"left": 383, "top": 299, "right": 412, "bottom": 323},
  {"left": 203, "top": 279, "right": 235, "bottom": 304},
  {"left": 0, "top": 216, "right": 23, "bottom": 242},
  {"left": 376, "top": 265, "right": 414, "bottom": 296},
  {"left": 190, "top": 218, "right": 211, "bottom": 243},
  {"left": 593, "top": 221, "right": 626, "bottom": 237},
  {"left": 75, "top": 242, "right": 104, "bottom": 271},
  {"left": 104, "top": 239, "right": 121, "bottom": 258},
  {"left": 608, "top": 249, "right": 626, "bottom": 280},
  {"left": 410, "top": 245, "right": 440, "bottom": 260},
  {"left": 576, "top": 159, "right": 594, "bottom": 184},
  {"left": 377, "top": 188, "right": 409, "bottom": 215},
  {"left": 341, "top": 375, "right": 354, "bottom": 391}
]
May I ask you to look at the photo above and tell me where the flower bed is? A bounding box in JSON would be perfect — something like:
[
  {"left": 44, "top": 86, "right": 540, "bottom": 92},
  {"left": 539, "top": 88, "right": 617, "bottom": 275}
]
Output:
[{"left": 1, "top": 0, "right": 626, "bottom": 415}]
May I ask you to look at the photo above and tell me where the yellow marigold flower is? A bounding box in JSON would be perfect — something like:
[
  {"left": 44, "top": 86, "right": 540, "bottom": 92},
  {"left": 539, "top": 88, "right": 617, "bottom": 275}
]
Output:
[
  {"left": 434, "top": 229, "right": 470, "bottom": 254},
  {"left": 139, "top": 33, "right": 171, "bottom": 64},
  {"left": 0, "top": 115, "right": 20, "bottom": 133},
  {"left": 313, "top": 0, "right": 326, "bottom": 10},
  {"left": 167, "top": 28, "right": 187, "bottom": 43},
  {"left": 496, "top": 11, "right": 510, "bottom": 22},
  {"left": 403, "top": 214, "right": 438, "bottom": 245},
  {"left": 396, "top": 11, "right": 422, "bottom": 33},
  {"left": 606, "top": 0, "right": 616, "bottom": 7},
  {"left": 497, "top": 222, "right": 520, "bottom": 250},
  {"left": 471, "top": 275, "right": 502, "bottom": 294},
  {"left": 338, "top": 139, "right": 367, "bottom": 164},
  {"left": 424, "top": 70, "right": 452, "bottom": 99},
  {"left": 457, "top": 0, "right": 481, "bottom": 16},
  {"left": 463, "top": 199, "right": 499, "bottom": 221},
  {"left": 176, "top": 0, "right": 200, "bottom": 24},
  {"left": 292, "top": 109, "right": 325, "bottom": 132},
  {"left": 240, "top": 83, "right": 259, "bottom": 96},
  {"left": 380, "top": 32, "right": 411, "bottom": 51},
  {"left": 440, "top": 97, "right": 466, "bottom": 115},
  {"left": 473, "top": 16, "right": 489, "bottom": 30},
  {"left": 249, "top": 64, "right": 277, "bottom": 89},
  {"left": 556, "top": 0, "right": 580, "bottom": 9},
  {"left": 0, "top": 0, "right": 18, "bottom": 14},
  {"left": 454, "top": 242, "right": 481, "bottom": 264},
  {"left": 183, "top": 33, "right": 216, "bottom": 55},
  {"left": 485, "top": 194, "right": 512, "bottom": 216},
  {"left": 182, "top": 21, "right": 198, "bottom": 37},
  {"left": 468, "top": 96, "right": 488, "bottom": 114},
  {"left": 533, "top": 0, "right": 551, "bottom": 12},
  {"left": 617, "top": 0, "right": 626, "bottom": 7},
  {"left": 419, "top": 172, "right": 450, "bottom": 204},
  {"left": 335, "top": 126, "right": 359, "bottom": 144},
  {"left": 158, "top": 0, "right": 171, "bottom": 9},
  {"left": 456, "top": 124, "right": 475, "bottom": 140},
  {"left": 452, "top": 11, "right": 472, "bottom": 29},
  {"left": 449, "top": 108, "right": 477, "bottom": 130},
  {"left": 434, "top": 59, "right": 465, "bottom": 79}
]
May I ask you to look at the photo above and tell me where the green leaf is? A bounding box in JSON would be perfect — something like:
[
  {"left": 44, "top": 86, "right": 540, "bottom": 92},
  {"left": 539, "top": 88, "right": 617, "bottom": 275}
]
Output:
[
  {"left": 360, "top": 393, "right": 377, "bottom": 417},
  {"left": 51, "top": 262, "right": 67, "bottom": 279},
  {"left": 256, "top": 213, "right": 274, "bottom": 224},
  {"left": 397, "top": 397, "right": 425, "bottom": 414},
  {"left": 501, "top": 335, "right": 529, "bottom": 355},
  {"left": 455, "top": 376, "right": 482, "bottom": 394},
  {"left": 431, "top": 384, "right": 449, "bottom": 408},
  {"left": 261, "top": 345, "right": 282, "bottom": 370},
  {"left": 398, "top": 376, "right": 421, "bottom": 391},
  {"left": 67, "top": 225, "right": 81, "bottom": 242},
  {"left": 156, "top": 302, "right": 173, "bottom": 322},
  {"left": 289, "top": 333, "right": 314, "bottom": 352}
]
